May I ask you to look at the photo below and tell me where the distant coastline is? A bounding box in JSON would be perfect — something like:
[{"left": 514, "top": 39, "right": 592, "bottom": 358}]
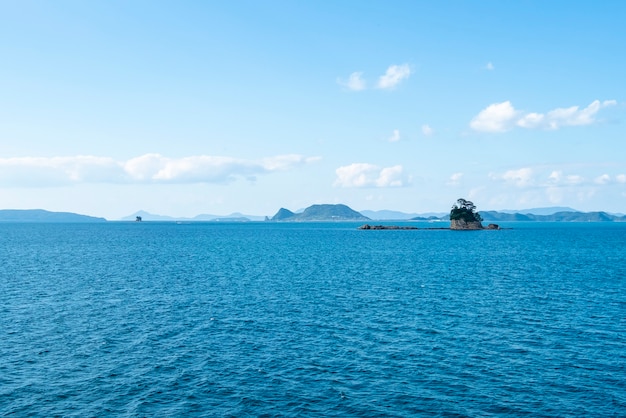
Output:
[
  {"left": 0, "top": 209, "right": 106, "bottom": 223},
  {"left": 1, "top": 205, "right": 625, "bottom": 223}
]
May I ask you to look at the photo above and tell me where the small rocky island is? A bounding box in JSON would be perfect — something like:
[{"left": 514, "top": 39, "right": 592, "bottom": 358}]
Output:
[
  {"left": 359, "top": 198, "right": 500, "bottom": 230},
  {"left": 450, "top": 198, "right": 499, "bottom": 230}
]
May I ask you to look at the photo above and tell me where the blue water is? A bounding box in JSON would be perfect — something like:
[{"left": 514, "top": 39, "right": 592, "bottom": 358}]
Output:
[{"left": 1, "top": 222, "right": 625, "bottom": 416}]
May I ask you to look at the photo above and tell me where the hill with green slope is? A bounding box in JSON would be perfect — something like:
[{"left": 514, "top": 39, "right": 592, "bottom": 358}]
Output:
[{"left": 271, "top": 204, "right": 369, "bottom": 221}]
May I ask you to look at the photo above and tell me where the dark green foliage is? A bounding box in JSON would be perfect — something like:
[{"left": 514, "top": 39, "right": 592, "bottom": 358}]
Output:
[{"left": 450, "top": 198, "right": 483, "bottom": 222}]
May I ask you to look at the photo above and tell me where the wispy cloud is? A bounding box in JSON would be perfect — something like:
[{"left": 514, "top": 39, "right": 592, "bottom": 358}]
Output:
[
  {"left": 334, "top": 163, "right": 409, "bottom": 188},
  {"left": 471, "top": 100, "right": 617, "bottom": 133},
  {"left": 594, "top": 174, "right": 611, "bottom": 185},
  {"left": 489, "top": 167, "right": 626, "bottom": 188},
  {"left": 377, "top": 64, "right": 411, "bottom": 89},
  {"left": 447, "top": 172, "right": 464, "bottom": 186},
  {"left": 547, "top": 170, "right": 584, "bottom": 186},
  {"left": 388, "top": 129, "right": 401, "bottom": 142},
  {"left": 338, "top": 64, "right": 411, "bottom": 91},
  {"left": 0, "top": 156, "right": 121, "bottom": 187},
  {"left": 489, "top": 167, "right": 584, "bottom": 188},
  {"left": 421, "top": 124, "right": 434, "bottom": 136},
  {"left": 590, "top": 173, "right": 626, "bottom": 185},
  {"left": 485, "top": 62, "right": 495, "bottom": 71},
  {"left": 337, "top": 71, "right": 366, "bottom": 91},
  {"left": 486, "top": 166, "right": 626, "bottom": 209},
  {"left": 490, "top": 167, "right": 535, "bottom": 187},
  {"left": 0, "top": 153, "right": 318, "bottom": 187}
]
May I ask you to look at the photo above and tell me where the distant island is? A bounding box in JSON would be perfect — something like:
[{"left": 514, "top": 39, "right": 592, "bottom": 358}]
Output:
[
  {"left": 270, "top": 204, "right": 369, "bottom": 221},
  {"left": 476, "top": 210, "right": 626, "bottom": 222},
  {"left": 413, "top": 208, "right": 626, "bottom": 223},
  {"left": 1, "top": 205, "right": 625, "bottom": 223},
  {"left": 120, "top": 210, "right": 265, "bottom": 222},
  {"left": 118, "top": 204, "right": 626, "bottom": 223},
  {"left": 0, "top": 209, "right": 106, "bottom": 223}
]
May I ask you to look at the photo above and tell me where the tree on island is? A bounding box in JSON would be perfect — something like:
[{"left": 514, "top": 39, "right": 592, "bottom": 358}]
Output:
[{"left": 450, "top": 198, "right": 483, "bottom": 223}]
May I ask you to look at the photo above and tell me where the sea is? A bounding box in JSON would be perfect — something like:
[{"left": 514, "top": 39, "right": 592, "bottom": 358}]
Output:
[{"left": 1, "top": 221, "right": 625, "bottom": 417}]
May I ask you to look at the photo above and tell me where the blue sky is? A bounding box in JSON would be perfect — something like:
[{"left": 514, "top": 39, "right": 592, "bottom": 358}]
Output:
[{"left": 1, "top": 1, "right": 624, "bottom": 219}]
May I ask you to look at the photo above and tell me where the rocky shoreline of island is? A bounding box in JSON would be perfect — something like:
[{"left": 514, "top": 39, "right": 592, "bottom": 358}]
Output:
[{"left": 358, "top": 224, "right": 503, "bottom": 230}]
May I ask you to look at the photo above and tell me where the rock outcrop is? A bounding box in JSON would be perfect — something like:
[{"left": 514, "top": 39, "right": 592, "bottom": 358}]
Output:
[
  {"left": 450, "top": 219, "right": 483, "bottom": 230},
  {"left": 358, "top": 224, "right": 419, "bottom": 230}
]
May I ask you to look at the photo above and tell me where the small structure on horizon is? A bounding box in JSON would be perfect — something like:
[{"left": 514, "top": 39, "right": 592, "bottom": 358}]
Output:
[{"left": 135, "top": 216, "right": 142, "bottom": 222}]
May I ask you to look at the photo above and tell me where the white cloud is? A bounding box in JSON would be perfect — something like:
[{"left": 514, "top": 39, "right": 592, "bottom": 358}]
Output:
[
  {"left": 516, "top": 112, "right": 545, "bottom": 129},
  {"left": 388, "top": 129, "right": 401, "bottom": 142},
  {"left": 503, "top": 167, "right": 535, "bottom": 187},
  {"left": 334, "top": 163, "right": 409, "bottom": 188},
  {"left": 447, "top": 172, "right": 463, "bottom": 186},
  {"left": 489, "top": 167, "right": 534, "bottom": 187},
  {"left": 485, "top": 165, "right": 626, "bottom": 211},
  {"left": 338, "top": 64, "right": 412, "bottom": 91},
  {"left": 542, "top": 100, "right": 616, "bottom": 129},
  {"left": 0, "top": 153, "right": 317, "bottom": 187},
  {"left": 485, "top": 62, "right": 495, "bottom": 70},
  {"left": 124, "top": 154, "right": 167, "bottom": 181},
  {"left": 471, "top": 100, "right": 617, "bottom": 133},
  {"left": 151, "top": 155, "right": 261, "bottom": 183},
  {"left": 262, "top": 154, "right": 320, "bottom": 170},
  {"left": 594, "top": 174, "right": 611, "bottom": 185},
  {"left": 421, "top": 124, "right": 434, "bottom": 136},
  {"left": 376, "top": 165, "right": 406, "bottom": 187},
  {"left": 548, "top": 170, "right": 584, "bottom": 186},
  {"left": 337, "top": 71, "right": 366, "bottom": 91},
  {"left": 377, "top": 64, "right": 411, "bottom": 89},
  {"left": 490, "top": 167, "right": 626, "bottom": 190},
  {"left": 592, "top": 173, "right": 626, "bottom": 185},
  {"left": 470, "top": 101, "right": 519, "bottom": 133},
  {"left": 0, "top": 156, "right": 121, "bottom": 187},
  {"left": 492, "top": 168, "right": 585, "bottom": 188}
]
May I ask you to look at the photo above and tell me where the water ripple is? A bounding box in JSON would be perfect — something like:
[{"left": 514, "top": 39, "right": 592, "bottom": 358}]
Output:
[{"left": 1, "top": 222, "right": 625, "bottom": 416}]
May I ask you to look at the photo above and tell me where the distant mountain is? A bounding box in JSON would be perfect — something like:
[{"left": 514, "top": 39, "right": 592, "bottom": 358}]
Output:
[
  {"left": 497, "top": 206, "right": 578, "bottom": 216},
  {"left": 120, "top": 206, "right": 626, "bottom": 223},
  {"left": 192, "top": 212, "right": 265, "bottom": 221},
  {"left": 0, "top": 209, "right": 106, "bottom": 223},
  {"left": 121, "top": 210, "right": 264, "bottom": 222},
  {"left": 361, "top": 210, "right": 416, "bottom": 220},
  {"left": 410, "top": 215, "right": 448, "bottom": 221},
  {"left": 360, "top": 210, "right": 447, "bottom": 220},
  {"left": 533, "top": 211, "right": 623, "bottom": 222},
  {"left": 480, "top": 211, "right": 535, "bottom": 222},
  {"left": 481, "top": 210, "right": 625, "bottom": 222},
  {"left": 121, "top": 210, "right": 177, "bottom": 221},
  {"left": 271, "top": 204, "right": 369, "bottom": 221}
]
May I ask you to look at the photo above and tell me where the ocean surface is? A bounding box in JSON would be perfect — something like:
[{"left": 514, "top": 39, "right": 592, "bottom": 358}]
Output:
[{"left": 1, "top": 221, "right": 625, "bottom": 417}]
